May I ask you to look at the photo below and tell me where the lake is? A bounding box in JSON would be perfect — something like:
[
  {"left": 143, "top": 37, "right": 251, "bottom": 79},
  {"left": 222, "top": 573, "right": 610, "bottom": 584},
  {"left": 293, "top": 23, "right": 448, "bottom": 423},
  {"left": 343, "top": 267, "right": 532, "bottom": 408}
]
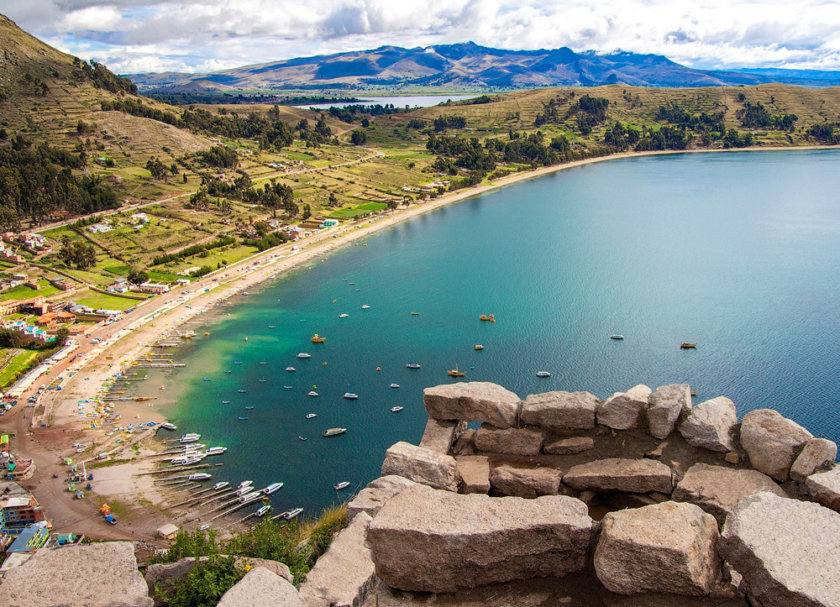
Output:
[
  {"left": 299, "top": 95, "right": 477, "bottom": 110},
  {"left": 143, "top": 149, "right": 840, "bottom": 517}
]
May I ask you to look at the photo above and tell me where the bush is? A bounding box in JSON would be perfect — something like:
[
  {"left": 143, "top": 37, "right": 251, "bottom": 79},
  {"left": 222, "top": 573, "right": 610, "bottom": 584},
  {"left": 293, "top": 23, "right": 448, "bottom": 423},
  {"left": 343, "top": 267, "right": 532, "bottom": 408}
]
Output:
[{"left": 164, "top": 556, "right": 244, "bottom": 607}]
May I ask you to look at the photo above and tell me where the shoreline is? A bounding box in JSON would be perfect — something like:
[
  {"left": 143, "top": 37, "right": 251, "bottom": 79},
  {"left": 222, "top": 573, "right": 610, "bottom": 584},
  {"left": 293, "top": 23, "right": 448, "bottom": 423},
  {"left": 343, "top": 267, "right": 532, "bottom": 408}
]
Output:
[{"left": 16, "top": 143, "right": 839, "bottom": 538}]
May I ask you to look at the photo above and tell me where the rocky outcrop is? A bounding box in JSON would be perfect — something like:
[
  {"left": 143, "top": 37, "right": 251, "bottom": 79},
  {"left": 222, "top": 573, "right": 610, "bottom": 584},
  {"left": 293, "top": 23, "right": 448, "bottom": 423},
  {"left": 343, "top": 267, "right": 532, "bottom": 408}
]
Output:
[
  {"left": 367, "top": 484, "right": 592, "bottom": 592},
  {"left": 519, "top": 390, "right": 598, "bottom": 430},
  {"left": 543, "top": 436, "right": 594, "bottom": 455},
  {"left": 596, "top": 384, "right": 651, "bottom": 430},
  {"left": 0, "top": 542, "right": 153, "bottom": 607},
  {"left": 720, "top": 492, "right": 840, "bottom": 607},
  {"left": 424, "top": 382, "right": 521, "bottom": 428},
  {"left": 740, "top": 409, "right": 813, "bottom": 481},
  {"left": 298, "top": 512, "right": 377, "bottom": 607},
  {"left": 380, "top": 441, "right": 459, "bottom": 491},
  {"left": 489, "top": 463, "right": 563, "bottom": 498},
  {"left": 672, "top": 463, "right": 787, "bottom": 526},
  {"left": 805, "top": 467, "right": 840, "bottom": 511},
  {"left": 418, "top": 418, "right": 466, "bottom": 454},
  {"left": 346, "top": 475, "right": 418, "bottom": 522},
  {"left": 594, "top": 502, "right": 720, "bottom": 596},
  {"left": 473, "top": 424, "right": 543, "bottom": 456},
  {"left": 789, "top": 437, "right": 837, "bottom": 482},
  {"left": 563, "top": 458, "right": 673, "bottom": 494},
  {"left": 455, "top": 455, "right": 490, "bottom": 494},
  {"left": 218, "top": 567, "right": 303, "bottom": 607},
  {"left": 679, "top": 396, "right": 738, "bottom": 452},
  {"left": 647, "top": 384, "right": 692, "bottom": 439}
]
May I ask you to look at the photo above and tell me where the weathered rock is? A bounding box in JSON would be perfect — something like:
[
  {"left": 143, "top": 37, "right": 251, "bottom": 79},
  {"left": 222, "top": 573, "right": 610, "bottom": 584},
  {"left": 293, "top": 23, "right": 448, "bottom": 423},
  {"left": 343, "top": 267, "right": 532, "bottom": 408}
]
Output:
[
  {"left": 456, "top": 455, "right": 490, "bottom": 494},
  {"left": 423, "top": 382, "right": 521, "bottom": 428},
  {"left": 805, "top": 467, "right": 840, "bottom": 511},
  {"left": 596, "top": 384, "right": 651, "bottom": 430},
  {"left": 594, "top": 501, "right": 720, "bottom": 596},
  {"left": 346, "top": 475, "right": 418, "bottom": 522},
  {"left": 473, "top": 424, "right": 543, "bottom": 456},
  {"left": 519, "top": 391, "right": 598, "bottom": 430},
  {"left": 299, "top": 512, "right": 377, "bottom": 607},
  {"left": 418, "top": 418, "right": 466, "bottom": 454},
  {"left": 489, "top": 463, "right": 563, "bottom": 498},
  {"left": 367, "top": 484, "right": 591, "bottom": 592},
  {"left": 740, "top": 409, "right": 813, "bottom": 481},
  {"left": 647, "top": 384, "right": 692, "bottom": 439},
  {"left": 679, "top": 397, "right": 738, "bottom": 453},
  {"left": 724, "top": 452, "right": 740, "bottom": 465},
  {"left": 790, "top": 437, "right": 837, "bottom": 482},
  {"left": 720, "top": 492, "right": 840, "bottom": 607},
  {"left": 0, "top": 542, "right": 153, "bottom": 607},
  {"left": 218, "top": 567, "right": 304, "bottom": 607},
  {"left": 450, "top": 428, "right": 475, "bottom": 455},
  {"left": 672, "top": 463, "right": 787, "bottom": 526},
  {"left": 543, "top": 436, "right": 594, "bottom": 455},
  {"left": 563, "top": 458, "right": 673, "bottom": 494},
  {"left": 645, "top": 441, "right": 667, "bottom": 460},
  {"left": 380, "top": 441, "right": 459, "bottom": 491}
]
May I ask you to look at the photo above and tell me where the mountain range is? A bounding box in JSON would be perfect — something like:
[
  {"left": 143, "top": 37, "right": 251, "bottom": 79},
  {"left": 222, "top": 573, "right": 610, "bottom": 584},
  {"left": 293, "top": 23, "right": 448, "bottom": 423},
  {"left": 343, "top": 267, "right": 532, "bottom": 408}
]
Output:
[{"left": 129, "top": 42, "right": 840, "bottom": 92}]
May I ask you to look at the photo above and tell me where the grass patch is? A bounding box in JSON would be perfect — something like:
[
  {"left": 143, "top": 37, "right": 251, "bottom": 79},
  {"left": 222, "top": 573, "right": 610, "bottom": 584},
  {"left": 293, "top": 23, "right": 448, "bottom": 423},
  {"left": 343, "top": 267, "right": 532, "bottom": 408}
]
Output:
[
  {"left": 88, "top": 457, "right": 134, "bottom": 469},
  {"left": 0, "top": 349, "right": 40, "bottom": 390},
  {"left": 0, "top": 281, "right": 61, "bottom": 301},
  {"left": 74, "top": 293, "right": 138, "bottom": 311}
]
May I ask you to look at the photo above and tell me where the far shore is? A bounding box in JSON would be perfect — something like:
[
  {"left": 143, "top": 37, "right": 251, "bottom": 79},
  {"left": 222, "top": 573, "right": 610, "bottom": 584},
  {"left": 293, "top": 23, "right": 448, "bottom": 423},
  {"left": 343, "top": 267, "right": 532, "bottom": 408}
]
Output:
[{"left": 12, "top": 142, "right": 838, "bottom": 539}]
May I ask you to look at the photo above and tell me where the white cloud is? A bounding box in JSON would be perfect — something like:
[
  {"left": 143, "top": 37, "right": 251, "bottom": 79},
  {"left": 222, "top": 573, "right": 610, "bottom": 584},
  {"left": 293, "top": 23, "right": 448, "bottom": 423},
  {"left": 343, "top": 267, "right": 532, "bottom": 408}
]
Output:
[{"left": 4, "top": 0, "right": 840, "bottom": 73}]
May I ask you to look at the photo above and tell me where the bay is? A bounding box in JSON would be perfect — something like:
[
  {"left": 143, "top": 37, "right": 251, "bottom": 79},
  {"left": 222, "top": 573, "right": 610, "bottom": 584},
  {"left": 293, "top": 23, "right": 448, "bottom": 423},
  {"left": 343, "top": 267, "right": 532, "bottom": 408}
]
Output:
[
  {"left": 298, "top": 94, "right": 477, "bottom": 110},
  {"left": 145, "top": 149, "right": 840, "bottom": 515}
]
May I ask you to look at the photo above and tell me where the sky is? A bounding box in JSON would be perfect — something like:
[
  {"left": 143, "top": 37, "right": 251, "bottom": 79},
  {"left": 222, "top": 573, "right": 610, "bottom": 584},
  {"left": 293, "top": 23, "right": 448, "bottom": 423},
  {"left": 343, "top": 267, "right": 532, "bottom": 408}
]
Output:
[{"left": 5, "top": 0, "right": 840, "bottom": 75}]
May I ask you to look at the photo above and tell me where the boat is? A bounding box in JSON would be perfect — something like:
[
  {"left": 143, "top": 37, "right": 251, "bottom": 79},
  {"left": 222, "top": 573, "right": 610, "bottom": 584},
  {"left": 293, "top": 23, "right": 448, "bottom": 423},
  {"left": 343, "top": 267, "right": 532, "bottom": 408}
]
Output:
[
  {"left": 268, "top": 325, "right": 276, "bottom": 329},
  {"left": 259, "top": 361, "right": 268, "bottom": 365},
  {"left": 308, "top": 391, "right": 318, "bottom": 397},
  {"left": 204, "top": 332, "right": 210, "bottom": 336},
  {"left": 339, "top": 313, "right": 349, "bottom": 318},
  {"left": 244, "top": 406, "right": 254, "bottom": 410},
  {"left": 474, "top": 344, "right": 484, "bottom": 350},
  {"left": 681, "top": 343, "right": 697, "bottom": 349},
  {"left": 305, "top": 413, "right": 317, "bottom": 419},
  {"left": 160, "top": 422, "right": 176, "bottom": 431},
  {"left": 285, "top": 367, "right": 296, "bottom": 372},
  {"left": 202, "top": 377, "right": 211, "bottom": 382},
  {"left": 258, "top": 378, "right": 267, "bottom": 383},
  {"left": 283, "top": 386, "right": 293, "bottom": 389},
  {"left": 390, "top": 406, "right": 404, "bottom": 413},
  {"left": 536, "top": 371, "right": 551, "bottom": 378},
  {"left": 410, "top": 312, "right": 420, "bottom": 316},
  {"left": 691, "top": 391, "right": 698, "bottom": 397},
  {"left": 233, "top": 361, "right": 243, "bottom": 365},
  {"left": 221, "top": 400, "right": 231, "bottom": 404},
  {"left": 406, "top": 363, "right": 421, "bottom": 370},
  {"left": 179, "top": 433, "right": 201, "bottom": 443},
  {"left": 298, "top": 436, "right": 308, "bottom": 441},
  {"left": 389, "top": 383, "right": 400, "bottom": 389},
  {"left": 224, "top": 370, "right": 232, "bottom": 374},
  {"left": 237, "top": 416, "right": 249, "bottom": 421},
  {"left": 297, "top": 353, "right": 312, "bottom": 360},
  {"left": 343, "top": 393, "right": 358, "bottom": 399},
  {"left": 238, "top": 481, "right": 253, "bottom": 489},
  {"left": 255, "top": 505, "right": 272, "bottom": 518},
  {"left": 188, "top": 473, "right": 212, "bottom": 481},
  {"left": 237, "top": 389, "right": 247, "bottom": 393},
  {"left": 263, "top": 482, "right": 284, "bottom": 495},
  {"left": 239, "top": 491, "right": 261, "bottom": 503},
  {"left": 282, "top": 507, "right": 303, "bottom": 520},
  {"left": 205, "top": 447, "right": 227, "bottom": 456},
  {"left": 212, "top": 482, "right": 229, "bottom": 491},
  {"left": 323, "top": 427, "right": 347, "bottom": 437},
  {"left": 479, "top": 314, "right": 495, "bottom": 322},
  {"left": 447, "top": 366, "right": 466, "bottom": 377},
  {"left": 311, "top": 334, "right": 326, "bottom": 343},
  {"left": 610, "top": 334, "right": 625, "bottom": 340},
  {"left": 361, "top": 304, "right": 371, "bottom": 310},
  {"left": 334, "top": 481, "right": 350, "bottom": 491}
]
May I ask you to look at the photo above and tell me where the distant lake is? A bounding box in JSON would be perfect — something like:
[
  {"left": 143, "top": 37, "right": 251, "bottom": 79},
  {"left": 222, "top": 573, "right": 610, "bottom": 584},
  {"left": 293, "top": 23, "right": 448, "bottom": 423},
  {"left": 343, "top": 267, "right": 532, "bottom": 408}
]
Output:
[
  {"left": 141, "top": 149, "right": 840, "bottom": 518},
  {"left": 298, "top": 95, "right": 478, "bottom": 110}
]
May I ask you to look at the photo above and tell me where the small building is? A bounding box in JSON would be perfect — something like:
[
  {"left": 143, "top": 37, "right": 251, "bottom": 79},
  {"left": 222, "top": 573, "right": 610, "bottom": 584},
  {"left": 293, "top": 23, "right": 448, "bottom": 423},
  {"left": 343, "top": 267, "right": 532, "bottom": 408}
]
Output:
[
  {"left": 132, "top": 282, "right": 169, "bottom": 295},
  {"left": 5, "top": 526, "right": 50, "bottom": 554},
  {"left": 0, "top": 496, "right": 46, "bottom": 531},
  {"left": 106, "top": 282, "right": 130, "bottom": 294},
  {"left": 156, "top": 523, "right": 179, "bottom": 540},
  {"left": 174, "top": 278, "right": 190, "bottom": 286},
  {"left": 36, "top": 313, "right": 58, "bottom": 328},
  {"left": 320, "top": 219, "right": 340, "bottom": 228}
]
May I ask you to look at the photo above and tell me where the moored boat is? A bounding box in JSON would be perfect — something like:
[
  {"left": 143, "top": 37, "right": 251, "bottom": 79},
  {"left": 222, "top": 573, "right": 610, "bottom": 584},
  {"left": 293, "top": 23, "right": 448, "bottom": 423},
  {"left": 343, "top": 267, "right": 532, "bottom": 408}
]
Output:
[
  {"left": 239, "top": 491, "right": 261, "bottom": 503},
  {"left": 536, "top": 371, "right": 551, "bottom": 377},
  {"left": 263, "top": 482, "right": 284, "bottom": 495},
  {"left": 311, "top": 334, "right": 326, "bottom": 343},
  {"left": 213, "top": 481, "right": 229, "bottom": 491},
  {"left": 479, "top": 313, "right": 495, "bottom": 322},
  {"left": 308, "top": 391, "right": 319, "bottom": 397},
  {"left": 361, "top": 305, "right": 371, "bottom": 309},
  {"left": 334, "top": 481, "right": 350, "bottom": 491},
  {"left": 298, "top": 436, "right": 308, "bottom": 441},
  {"left": 297, "top": 353, "right": 311, "bottom": 359},
  {"left": 255, "top": 505, "right": 271, "bottom": 517},
  {"left": 237, "top": 389, "right": 247, "bottom": 393},
  {"left": 282, "top": 507, "right": 303, "bottom": 520},
  {"left": 390, "top": 406, "right": 404, "bottom": 413},
  {"left": 389, "top": 383, "right": 400, "bottom": 389},
  {"left": 610, "top": 334, "right": 625, "bottom": 340},
  {"left": 406, "top": 363, "right": 421, "bottom": 369},
  {"left": 285, "top": 367, "right": 296, "bottom": 372},
  {"left": 343, "top": 392, "right": 358, "bottom": 399},
  {"left": 447, "top": 366, "right": 465, "bottom": 377},
  {"left": 474, "top": 344, "right": 484, "bottom": 350},
  {"left": 179, "top": 433, "right": 201, "bottom": 443},
  {"left": 323, "top": 427, "right": 347, "bottom": 437},
  {"left": 188, "top": 473, "right": 212, "bottom": 481},
  {"left": 160, "top": 422, "right": 176, "bottom": 431},
  {"left": 237, "top": 416, "right": 248, "bottom": 421},
  {"left": 681, "top": 342, "right": 697, "bottom": 349},
  {"left": 221, "top": 400, "right": 231, "bottom": 404},
  {"left": 238, "top": 481, "right": 253, "bottom": 490},
  {"left": 205, "top": 447, "right": 227, "bottom": 456},
  {"left": 305, "top": 413, "right": 317, "bottom": 419},
  {"left": 339, "top": 313, "right": 349, "bottom": 318}
]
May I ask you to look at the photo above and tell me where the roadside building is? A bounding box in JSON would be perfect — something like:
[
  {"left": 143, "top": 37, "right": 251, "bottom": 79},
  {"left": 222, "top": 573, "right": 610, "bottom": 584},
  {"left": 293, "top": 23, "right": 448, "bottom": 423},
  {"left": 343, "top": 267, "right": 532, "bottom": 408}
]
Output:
[
  {"left": 156, "top": 523, "right": 179, "bottom": 540},
  {"left": 36, "top": 312, "right": 58, "bottom": 328},
  {"left": 131, "top": 282, "right": 170, "bottom": 294},
  {"left": 0, "top": 496, "right": 46, "bottom": 531},
  {"left": 4, "top": 526, "right": 50, "bottom": 555}
]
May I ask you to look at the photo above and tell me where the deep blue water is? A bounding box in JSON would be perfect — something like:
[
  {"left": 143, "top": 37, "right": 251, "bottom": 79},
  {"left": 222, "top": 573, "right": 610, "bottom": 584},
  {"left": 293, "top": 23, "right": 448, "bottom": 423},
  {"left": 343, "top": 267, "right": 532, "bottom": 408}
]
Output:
[{"left": 147, "top": 149, "right": 840, "bottom": 517}]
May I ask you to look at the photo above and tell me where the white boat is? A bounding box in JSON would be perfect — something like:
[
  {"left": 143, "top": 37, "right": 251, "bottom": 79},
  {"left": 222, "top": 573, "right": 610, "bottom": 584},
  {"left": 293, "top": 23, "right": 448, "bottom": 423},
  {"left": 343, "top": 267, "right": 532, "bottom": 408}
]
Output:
[
  {"left": 305, "top": 413, "right": 317, "bottom": 419},
  {"left": 406, "top": 363, "right": 420, "bottom": 369},
  {"left": 361, "top": 304, "right": 371, "bottom": 309},
  {"left": 308, "top": 391, "right": 319, "bottom": 397},
  {"left": 343, "top": 393, "right": 358, "bottom": 400},
  {"left": 610, "top": 334, "right": 625, "bottom": 340},
  {"left": 255, "top": 505, "right": 271, "bottom": 518},
  {"left": 179, "top": 433, "right": 201, "bottom": 443},
  {"left": 390, "top": 406, "right": 404, "bottom": 413},
  {"left": 239, "top": 491, "right": 261, "bottom": 503},
  {"left": 283, "top": 507, "right": 303, "bottom": 520},
  {"left": 171, "top": 453, "right": 205, "bottom": 465},
  {"left": 389, "top": 383, "right": 400, "bottom": 389},
  {"left": 160, "top": 422, "right": 176, "bottom": 431},
  {"left": 238, "top": 480, "right": 253, "bottom": 489},
  {"left": 536, "top": 371, "right": 551, "bottom": 378},
  {"left": 189, "top": 473, "right": 212, "bottom": 481},
  {"left": 199, "top": 524, "right": 210, "bottom": 531},
  {"left": 205, "top": 447, "right": 227, "bottom": 456},
  {"left": 212, "top": 482, "right": 229, "bottom": 491},
  {"left": 297, "top": 353, "right": 311, "bottom": 359},
  {"left": 339, "top": 313, "right": 349, "bottom": 318},
  {"left": 182, "top": 444, "right": 206, "bottom": 452},
  {"left": 285, "top": 367, "right": 296, "bottom": 372},
  {"left": 263, "top": 482, "right": 284, "bottom": 495},
  {"left": 334, "top": 481, "right": 350, "bottom": 491}
]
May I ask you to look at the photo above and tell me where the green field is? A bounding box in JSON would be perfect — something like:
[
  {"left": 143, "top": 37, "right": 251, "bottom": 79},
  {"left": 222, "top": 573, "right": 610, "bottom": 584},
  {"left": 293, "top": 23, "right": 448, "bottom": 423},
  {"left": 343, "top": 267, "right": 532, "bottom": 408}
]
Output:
[
  {"left": 74, "top": 293, "right": 143, "bottom": 311},
  {"left": 0, "top": 280, "right": 61, "bottom": 301},
  {"left": 329, "top": 202, "right": 387, "bottom": 218},
  {"left": 0, "top": 349, "right": 39, "bottom": 390}
]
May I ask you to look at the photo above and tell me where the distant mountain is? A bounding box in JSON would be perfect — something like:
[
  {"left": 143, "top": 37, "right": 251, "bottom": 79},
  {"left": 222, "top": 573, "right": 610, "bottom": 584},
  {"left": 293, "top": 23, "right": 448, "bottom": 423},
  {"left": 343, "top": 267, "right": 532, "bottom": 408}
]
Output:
[{"left": 129, "top": 42, "right": 840, "bottom": 92}]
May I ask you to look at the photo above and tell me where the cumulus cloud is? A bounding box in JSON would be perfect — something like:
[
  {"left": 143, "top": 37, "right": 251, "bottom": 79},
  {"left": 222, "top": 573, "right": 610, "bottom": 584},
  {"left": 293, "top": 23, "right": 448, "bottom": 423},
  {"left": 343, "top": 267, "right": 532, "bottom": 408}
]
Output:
[{"left": 4, "top": 0, "right": 840, "bottom": 73}]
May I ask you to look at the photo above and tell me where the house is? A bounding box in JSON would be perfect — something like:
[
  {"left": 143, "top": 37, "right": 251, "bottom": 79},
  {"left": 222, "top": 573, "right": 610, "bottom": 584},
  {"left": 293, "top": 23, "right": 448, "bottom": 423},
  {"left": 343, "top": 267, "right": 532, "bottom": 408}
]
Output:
[
  {"left": 131, "top": 282, "right": 169, "bottom": 294},
  {"left": 156, "top": 523, "right": 179, "bottom": 540},
  {"left": 106, "top": 282, "right": 129, "bottom": 293},
  {"left": 175, "top": 278, "right": 190, "bottom": 286},
  {"left": 22, "top": 234, "right": 48, "bottom": 251},
  {"left": 56, "top": 311, "right": 75, "bottom": 323},
  {"left": 36, "top": 313, "right": 58, "bottom": 328},
  {"left": 0, "top": 248, "right": 25, "bottom": 264},
  {"left": 0, "top": 489, "right": 46, "bottom": 533},
  {"left": 86, "top": 223, "right": 114, "bottom": 234},
  {"left": 4, "top": 526, "right": 50, "bottom": 553}
]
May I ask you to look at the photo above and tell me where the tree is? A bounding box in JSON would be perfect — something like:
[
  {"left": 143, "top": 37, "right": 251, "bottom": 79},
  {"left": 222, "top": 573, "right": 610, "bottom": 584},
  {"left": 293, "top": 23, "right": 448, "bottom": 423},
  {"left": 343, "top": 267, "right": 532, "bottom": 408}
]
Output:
[
  {"left": 55, "top": 327, "right": 70, "bottom": 347},
  {"left": 302, "top": 203, "right": 311, "bottom": 220},
  {"left": 128, "top": 267, "right": 149, "bottom": 284},
  {"left": 350, "top": 130, "right": 367, "bottom": 146}
]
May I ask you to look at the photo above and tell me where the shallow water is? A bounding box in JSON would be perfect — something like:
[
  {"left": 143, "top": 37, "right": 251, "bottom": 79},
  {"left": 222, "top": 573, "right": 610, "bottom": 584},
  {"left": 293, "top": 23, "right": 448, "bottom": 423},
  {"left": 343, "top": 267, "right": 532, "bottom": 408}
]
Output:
[{"left": 146, "top": 149, "right": 840, "bottom": 515}]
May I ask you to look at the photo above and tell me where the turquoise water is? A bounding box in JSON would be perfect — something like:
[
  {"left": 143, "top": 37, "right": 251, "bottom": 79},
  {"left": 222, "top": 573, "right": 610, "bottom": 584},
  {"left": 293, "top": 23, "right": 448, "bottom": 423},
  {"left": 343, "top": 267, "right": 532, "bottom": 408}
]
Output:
[{"left": 151, "top": 149, "right": 840, "bottom": 515}]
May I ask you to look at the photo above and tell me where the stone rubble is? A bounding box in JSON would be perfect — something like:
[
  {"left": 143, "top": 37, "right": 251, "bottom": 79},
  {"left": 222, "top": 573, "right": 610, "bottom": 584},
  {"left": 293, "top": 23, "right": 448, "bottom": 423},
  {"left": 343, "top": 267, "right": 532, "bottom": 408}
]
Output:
[
  {"left": 679, "top": 396, "right": 738, "bottom": 453},
  {"left": 739, "top": 409, "right": 813, "bottom": 481}
]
